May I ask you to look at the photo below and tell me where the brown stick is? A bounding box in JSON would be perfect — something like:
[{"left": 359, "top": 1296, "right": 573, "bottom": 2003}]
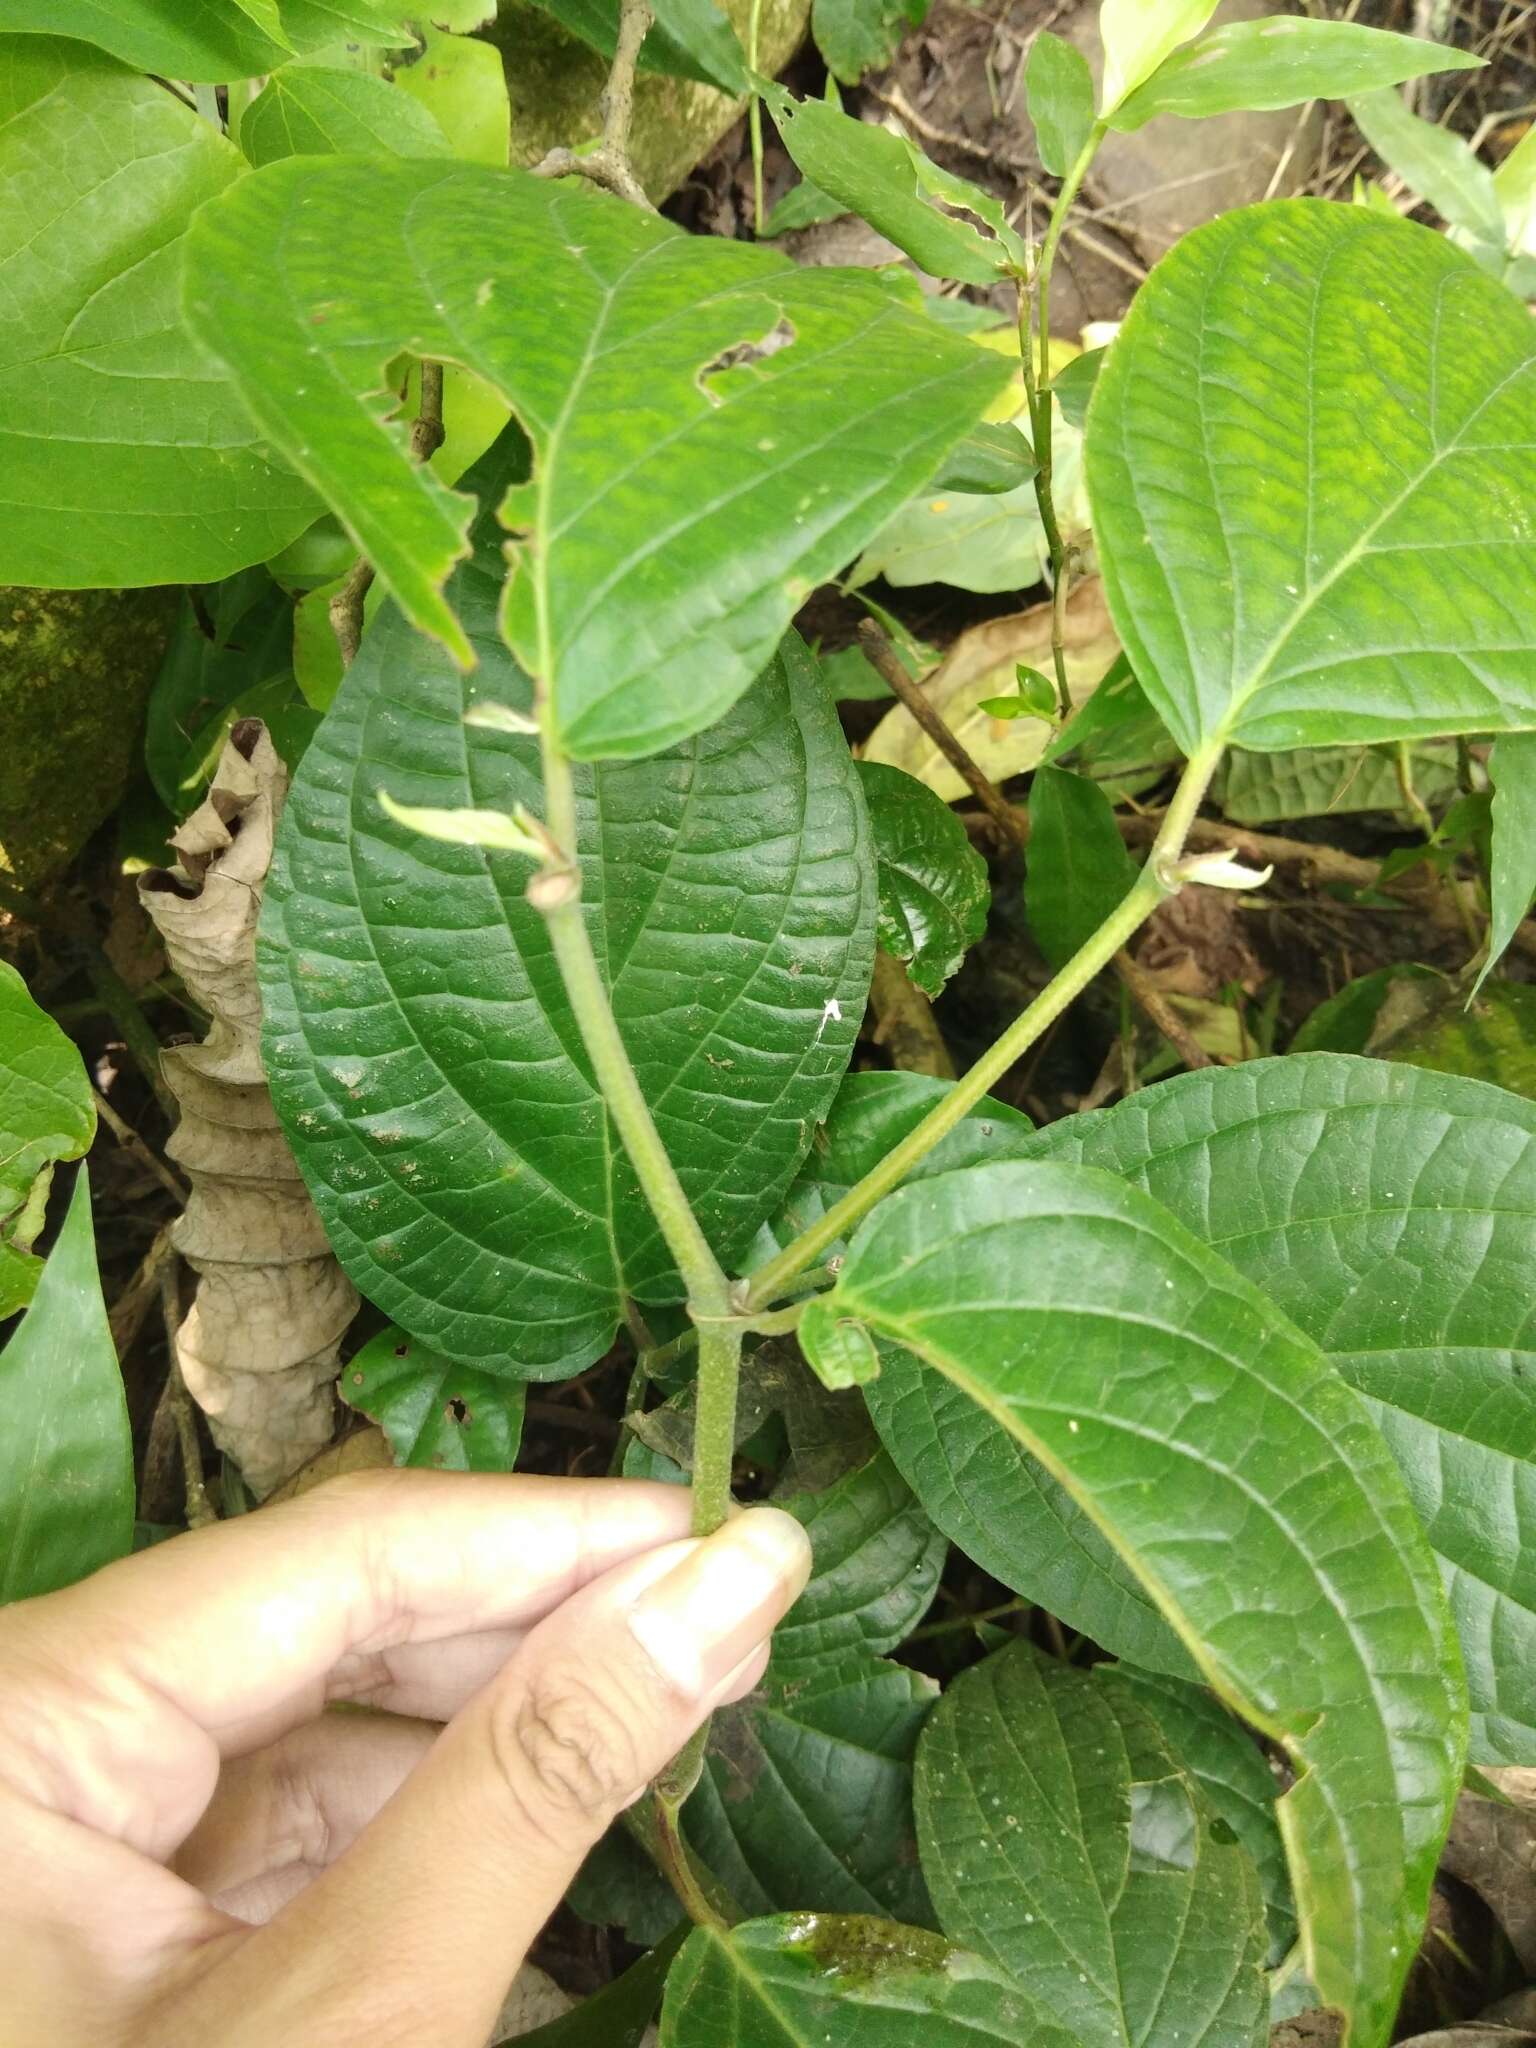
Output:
[
  {"left": 532, "top": 0, "right": 656, "bottom": 209},
  {"left": 159, "top": 1260, "right": 216, "bottom": 1530},
  {"left": 858, "top": 621, "right": 1025, "bottom": 853},
  {"left": 1113, "top": 951, "right": 1213, "bottom": 1070},
  {"left": 92, "top": 1086, "right": 189, "bottom": 1205},
  {"left": 870, "top": 951, "right": 956, "bottom": 1079}
]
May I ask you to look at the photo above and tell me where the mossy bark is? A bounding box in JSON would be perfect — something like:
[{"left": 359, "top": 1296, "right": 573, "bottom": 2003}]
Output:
[
  {"left": 485, "top": 0, "right": 812, "bottom": 200},
  {"left": 0, "top": 586, "right": 177, "bottom": 887}
]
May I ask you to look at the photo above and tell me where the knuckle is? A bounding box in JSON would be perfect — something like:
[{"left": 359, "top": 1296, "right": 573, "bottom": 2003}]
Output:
[{"left": 490, "top": 1665, "right": 646, "bottom": 1838}]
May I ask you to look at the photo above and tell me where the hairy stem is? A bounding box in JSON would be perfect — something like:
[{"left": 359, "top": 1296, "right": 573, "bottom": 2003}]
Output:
[
  {"left": 689, "top": 1320, "right": 744, "bottom": 1536},
  {"left": 743, "top": 739, "right": 1226, "bottom": 1306}
]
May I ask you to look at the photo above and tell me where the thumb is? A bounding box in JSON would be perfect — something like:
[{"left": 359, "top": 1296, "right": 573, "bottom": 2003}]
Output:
[{"left": 177, "top": 1506, "right": 813, "bottom": 2048}]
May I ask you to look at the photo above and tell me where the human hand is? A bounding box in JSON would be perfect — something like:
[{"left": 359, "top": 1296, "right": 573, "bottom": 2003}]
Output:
[{"left": 0, "top": 1468, "right": 812, "bottom": 2048}]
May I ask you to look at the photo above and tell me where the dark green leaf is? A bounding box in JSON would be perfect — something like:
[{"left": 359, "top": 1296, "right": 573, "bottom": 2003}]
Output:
[
  {"left": 802, "top": 1156, "right": 1467, "bottom": 2048},
  {"left": 1215, "top": 742, "right": 1459, "bottom": 827},
  {"left": 1348, "top": 87, "right": 1507, "bottom": 251},
  {"left": 1040, "top": 653, "right": 1155, "bottom": 765},
  {"left": 915, "top": 1641, "right": 1268, "bottom": 2048},
  {"left": 1383, "top": 979, "right": 1536, "bottom": 1099},
  {"left": 0, "top": 40, "right": 317, "bottom": 588},
  {"left": 1087, "top": 202, "right": 1536, "bottom": 755},
  {"left": 1025, "top": 763, "right": 1138, "bottom": 971},
  {"left": 0, "top": 0, "right": 415, "bottom": 81},
  {"left": 0, "top": 963, "right": 96, "bottom": 1319},
  {"left": 760, "top": 87, "right": 1027, "bottom": 286},
  {"left": 929, "top": 422, "right": 1036, "bottom": 496},
  {"left": 1050, "top": 345, "right": 1107, "bottom": 430},
  {"left": 0, "top": 1170, "right": 134, "bottom": 1601},
  {"left": 1099, "top": 1663, "right": 1295, "bottom": 1964},
  {"left": 857, "top": 762, "right": 990, "bottom": 998},
  {"left": 1026, "top": 1053, "right": 1536, "bottom": 1764},
  {"left": 523, "top": 0, "right": 748, "bottom": 94},
  {"left": 241, "top": 64, "right": 453, "bottom": 164},
  {"left": 684, "top": 1454, "right": 943, "bottom": 1923},
  {"left": 512, "top": 1930, "right": 686, "bottom": 2047},
  {"left": 1289, "top": 965, "right": 1443, "bottom": 1056},
  {"left": 812, "top": 0, "right": 928, "bottom": 87},
  {"left": 342, "top": 1324, "right": 526, "bottom": 1470},
  {"left": 1478, "top": 733, "right": 1536, "bottom": 996},
  {"left": 184, "top": 158, "right": 1007, "bottom": 758},
  {"left": 569, "top": 1828, "right": 684, "bottom": 1948},
  {"left": 773, "top": 1453, "right": 946, "bottom": 1672},
  {"left": 660, "top": 1915, "right": 1071, "bottom": 2046},
  {"left": 145, "top": 574, "right": 294, "bottom": 815},
  {"left": 1109, "top": 21, "right": 1480, "bottom": 132},
  {"left": 260, "top": 435, "right": 874, "bottom": 1379},
  {"left": 1026, "top": 30, "right": 1096, "bottom": 178}
]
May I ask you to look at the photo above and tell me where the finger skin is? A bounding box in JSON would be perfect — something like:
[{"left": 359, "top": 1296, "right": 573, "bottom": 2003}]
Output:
[
  {"left": 142, "top": 1511, "right": 810, "bottom": 2048},
  {"left": 0, "top": 1471, "right": 694, "bottom": 1859}
]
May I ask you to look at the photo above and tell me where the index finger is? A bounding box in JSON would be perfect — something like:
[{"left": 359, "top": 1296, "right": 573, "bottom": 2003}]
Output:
[{"left": 0, "top": 1469, "right": 693, "bottom": 1855}]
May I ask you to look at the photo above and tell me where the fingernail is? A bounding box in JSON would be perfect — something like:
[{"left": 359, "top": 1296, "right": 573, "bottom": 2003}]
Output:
[{"left": 628, "top": 1507, "right": 813, "bottom": 1698}]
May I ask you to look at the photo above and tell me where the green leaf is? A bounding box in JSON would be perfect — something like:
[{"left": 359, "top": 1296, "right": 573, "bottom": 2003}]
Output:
[
  {"left": 812, "top": 0, "right": 927, "bottom": 87},
  {"left": 685, "top": 1647, "right": 937, "bottom": 1925},
  {"left": 1109, "top": 21, "right": 1480, "bottom": 132},
  {"left": 392, "top": 25, "right": 510, "bottom": 165},
  {"left": 1026, "top": 30, "right": 1096, "bottom": 178},
  {"left": 661, "top": 1916, "right": 1072, "bottom": 2046},
  {"left": 1383, "top": 978, "right": 1536, "bottom": 1099},
  {"left": 342, "top": 1324, "right": 526, "bottom": 1470},
  {"left": 0, "top": 40, "right": 317, "bottom": 589},
  {"left": 1215, "top": 742, "right": 1459, "bottom": 828},
  {"left": 760, "top": 87, "right": 1027, "bottom": 285},
  {"left": 570, "top": 1828, "right": 685, "bottom": 1947},
  {"left": 1088, "top": 201, "right": 1536, "bottom": 756},
  {"left": 915, "top": 1641, "right": 1268, "bottom": 2048},
  {"left": 0, "top": 963, "right": 96, "bottom": 1319},
  {"left": 145, "top": 574, "right": 294, "bottom": 815},
  {"left": 802, "top": 1155, "right": 1467, "bottom": 2048},
  {"left": 1099, "top": 1663, "right": 1295, "bottom": 1964},
  {"left": 184, "top": 159, "right": 1008, "bottom": 759},
  {"left": 516, "top": 1931, "right": 686, "bottom": 2047},
  {"left": 760, "top": 177, "right": 848, "bottom": 237},
  {"left": 1025, "top": 764, "right": 1138, "bottom": 972},
  {"left": 1347, "top": 87, "right": 1507, "bottom": 251},
  {"left": 1041, "top": 653, "right": 1154, "bottom": 765},
  {"left": 1478, "top": 733, "right": 1536, "bottom": 996},
  {"left": 260, "top": 434, "right": 875, "bottom": 1379},
  {"left": 0, "top": 3, "right": 419, "bottom": 83},
  {"left": 1025, "top": 1053, "right": 1536, "bottom": 1764},
  {"left": 857, "top": 762, "right": 989, "bottom": 998},
  {"left": 1099, "top": 0, "right": 1220, "bottom": 114},
  {"left": 1289, "top": 964, "right": 1442, "bottom": 1057},
  {"left": 523, "top": 0, "right": 748, "bottom": 94},
  {"left": 0, "top": 1169, "right": 134, "bottom": 1601},
  {"left": 1050, "top": 344, "right": 1106, "bottom": 430},
  {"left": 930, "top": 422, "right": 1036, "bottom": 496},
  {"left": 773, "top": 1453, "right": 947, "bottom": 1672},
  {"left": 241, "top": 64, "right": 453, "bottom": 164}
]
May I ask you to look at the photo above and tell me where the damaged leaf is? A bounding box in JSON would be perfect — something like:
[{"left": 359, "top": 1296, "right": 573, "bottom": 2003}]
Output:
[
  {"left": 858, "top": 762, "right": 990, "bottom": 998},
  {"left": 0, "top": 962, "right": 95, "bottom": 1318},
  {"left": 342, "top": 1324, "right": 526, "bottom": 1472},
  {"left": 182, "top": 157, "right": 1009, "bottom": 759}
]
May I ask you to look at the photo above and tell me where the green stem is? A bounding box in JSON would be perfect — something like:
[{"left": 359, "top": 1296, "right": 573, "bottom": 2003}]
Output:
[
  {"left": 690, "top": 1320, "right": 743, "bottom": 1536},
  {"left": 1022, "top": 123, "right": 1105, "bottom": 709},
  {"left": 748, "top": 0, "right": 766, "bottom": 235},
  {"left": 743, "top": 739, "right": 1225, "bottom": 1308}
]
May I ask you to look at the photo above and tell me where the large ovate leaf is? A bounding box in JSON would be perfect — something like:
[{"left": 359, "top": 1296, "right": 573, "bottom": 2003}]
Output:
[
  {"left": 1109, "top": 21, "right": 1480, "bottom": 132},
  {"left": 1087, "top": 201, "right": 1536, "bottom": 755},
  {"left": 915, "top": 1641, "right": 1268, "bottom": 2048},
  {"left": 801, "top": 1157, "right": 1467, "bottom": 2048},
  {"left": 1025, "top": 1054, "right": 1536, "bottom": 1764},
  {"left": 240, "top": 64, "right": 454, "bottom": 164},
  {"left": 183, "top": 158, "right": 1008, "bottom": 759},
  {"left": 260, "top": 432, "right": 875, "bottom": 1379},
  {"left": 1100, "top": 1663, "right": 1295, "bottom": 1964},
  {"left": 0, "top": 40, "right": 317, "bottom": 588},
  {"left": 683, "top": 1455, "right": 941, "bottom": 1924},
  {"left": 1025, "top": 764, "right": 1138, "bottom": 972},
  {"left": 1214, "top": 742, "right": 1458, "bottom": 828},
  {"left": 760, "top": 88, "right": 1027, "bottom": 286},
  {"left": 857, "top": 763, "right": 989, "bottom": 998},
  {"left": 0, "top": 0, "right": 415, "bottom": 81},
  {"left": 661, "top": 1916, "right": 1072, "bottom": 2046},
  {"left": 342, "top": 1323, "right": 526, "bottom": 1471},
  {"left": 0, "top": 963, "right": 96, "bottom": 1319},
  {"left": 0, "top": 1169, "right": 134, "bottom": 1602},
  {"left": 1478, "top": 733, "right": 1536, "bottom": 996}
]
